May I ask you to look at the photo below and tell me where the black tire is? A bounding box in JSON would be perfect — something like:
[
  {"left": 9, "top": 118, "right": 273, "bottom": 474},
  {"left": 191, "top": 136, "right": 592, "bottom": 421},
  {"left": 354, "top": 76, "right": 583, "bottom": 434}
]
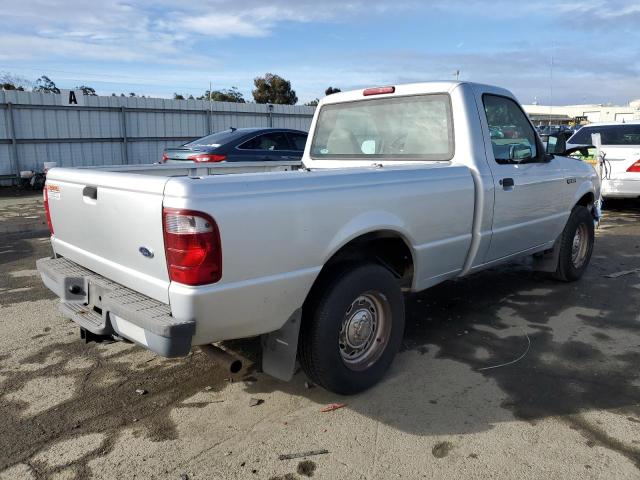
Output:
[
  {"left": 553, "top": 205, "right": 594, "bottom": 282},
  {"left": 299, "top": 262, "right": 405, "bottom": 395}
]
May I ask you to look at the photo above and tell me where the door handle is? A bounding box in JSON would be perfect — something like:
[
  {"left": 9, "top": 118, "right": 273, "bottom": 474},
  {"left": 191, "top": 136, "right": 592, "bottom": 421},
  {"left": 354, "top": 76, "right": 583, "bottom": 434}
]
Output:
[{"left": 500, "top": 178, "right": 515, "bottom": 188}]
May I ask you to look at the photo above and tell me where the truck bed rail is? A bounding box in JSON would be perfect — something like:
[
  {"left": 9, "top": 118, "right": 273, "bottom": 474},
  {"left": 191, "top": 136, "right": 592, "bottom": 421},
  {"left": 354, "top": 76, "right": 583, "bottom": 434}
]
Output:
[{"left": 71, "top": 161, "right": 303, "bottom": 177}]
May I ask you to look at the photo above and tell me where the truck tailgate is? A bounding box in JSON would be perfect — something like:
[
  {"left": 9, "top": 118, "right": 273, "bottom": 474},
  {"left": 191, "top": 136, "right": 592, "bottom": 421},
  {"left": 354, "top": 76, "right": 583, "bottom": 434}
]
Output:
[{"left": 46, "top": 168, "right": 170, "bottom": 303}]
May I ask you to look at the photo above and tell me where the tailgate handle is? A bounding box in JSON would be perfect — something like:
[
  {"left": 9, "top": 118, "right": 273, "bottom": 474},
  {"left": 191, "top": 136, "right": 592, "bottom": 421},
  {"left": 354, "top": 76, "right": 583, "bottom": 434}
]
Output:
[{"left": 82, "top": 186, "right": 98, "bottom": 200}]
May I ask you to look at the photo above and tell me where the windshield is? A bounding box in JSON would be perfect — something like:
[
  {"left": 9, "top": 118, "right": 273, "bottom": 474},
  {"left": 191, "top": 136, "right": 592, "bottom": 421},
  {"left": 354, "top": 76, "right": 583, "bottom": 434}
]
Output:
[
  {"left": 184, "top": 129, "right": 242, "bottom": 148},
  {"left": 568, "top": 124, "right": 640, "bottom": 146},
  {"left": 310, "top": 94, "right": 454, "bottom": 160}
]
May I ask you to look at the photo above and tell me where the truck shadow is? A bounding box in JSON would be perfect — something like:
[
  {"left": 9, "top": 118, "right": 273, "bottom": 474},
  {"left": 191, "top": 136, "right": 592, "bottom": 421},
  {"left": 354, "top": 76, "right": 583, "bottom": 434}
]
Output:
[{"left": 402, "top": 259, "right": 640, "bottom": 422}]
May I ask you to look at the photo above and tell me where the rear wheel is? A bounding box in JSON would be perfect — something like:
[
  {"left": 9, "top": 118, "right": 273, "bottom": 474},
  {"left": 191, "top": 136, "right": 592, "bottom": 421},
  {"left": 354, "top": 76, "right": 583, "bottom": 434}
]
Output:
[
  {"left": 553, "top": 205, "right": 594, "bottom": 282},
  {"left": 299, "top": 263, "right": 405, "bottom": 395}
]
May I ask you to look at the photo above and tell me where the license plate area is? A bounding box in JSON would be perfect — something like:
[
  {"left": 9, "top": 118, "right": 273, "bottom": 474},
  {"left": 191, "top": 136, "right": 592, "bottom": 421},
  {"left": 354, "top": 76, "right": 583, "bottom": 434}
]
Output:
[{"left": 87, "top": 282, "right": 111, "bottom": 314}]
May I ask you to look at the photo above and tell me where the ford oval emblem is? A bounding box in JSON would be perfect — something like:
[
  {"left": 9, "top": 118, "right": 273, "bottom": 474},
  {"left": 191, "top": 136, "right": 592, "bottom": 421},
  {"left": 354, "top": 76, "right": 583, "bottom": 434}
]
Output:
[{"left": 139, "top": 246, "right": 154, "bottom": 258}]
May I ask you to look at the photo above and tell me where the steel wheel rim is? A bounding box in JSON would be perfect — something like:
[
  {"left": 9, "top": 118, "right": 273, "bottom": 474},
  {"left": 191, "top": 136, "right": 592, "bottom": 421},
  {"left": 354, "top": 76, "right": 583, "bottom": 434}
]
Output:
[
  {"left": 571, "top": 223, "right": 589, "bottom": 268},
  {"left": 339, "top": 291, "right": 392, "bottom": 371}
]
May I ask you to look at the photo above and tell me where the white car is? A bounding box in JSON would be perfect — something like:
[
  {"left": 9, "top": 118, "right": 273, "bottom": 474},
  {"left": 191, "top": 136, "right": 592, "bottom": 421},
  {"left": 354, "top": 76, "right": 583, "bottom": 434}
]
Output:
[{"left": 566, "top": 121, "right": 640, "bottom": 198}]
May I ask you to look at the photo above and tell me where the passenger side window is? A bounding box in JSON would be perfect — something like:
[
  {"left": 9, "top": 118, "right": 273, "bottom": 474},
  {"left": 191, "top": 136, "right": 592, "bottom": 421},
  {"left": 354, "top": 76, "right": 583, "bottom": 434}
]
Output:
[
  {"left": 288, "top": 133, "right": 308, "bottom": 151},
  {"left": 483, "top": 95, "right": 538, "bottom": 164},
  {"left": 239, "top": 132, "right": 290, "bottom": 151}
]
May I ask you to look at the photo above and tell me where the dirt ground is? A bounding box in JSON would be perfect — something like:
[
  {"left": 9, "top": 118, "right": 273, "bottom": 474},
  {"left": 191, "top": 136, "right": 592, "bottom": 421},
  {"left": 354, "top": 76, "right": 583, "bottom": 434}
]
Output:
[
  {"left": 0, "top": 188, "right": 46, "bottom": 235},
  {"left": 1, "top": 200, "right": 639, "bottom": 480}
]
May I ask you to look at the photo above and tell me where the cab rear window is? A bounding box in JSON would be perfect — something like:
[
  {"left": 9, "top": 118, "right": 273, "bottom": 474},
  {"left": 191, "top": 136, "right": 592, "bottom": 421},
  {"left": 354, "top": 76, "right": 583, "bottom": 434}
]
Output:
[{"left": 310, "top": 94, "right": 454, "bottom": 160}]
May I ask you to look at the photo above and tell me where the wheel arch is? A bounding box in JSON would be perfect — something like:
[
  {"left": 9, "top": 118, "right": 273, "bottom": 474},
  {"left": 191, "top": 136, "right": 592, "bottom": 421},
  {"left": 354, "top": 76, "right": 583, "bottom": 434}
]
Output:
[
  {"left": 575, "top": 190, "right": 595, "bottom": 208},
  {"left": 573, "top": 178, "right": 596, "bottom": 210},
  {"left": 304, "top": 228, "right": 415, "bottom": 311}
]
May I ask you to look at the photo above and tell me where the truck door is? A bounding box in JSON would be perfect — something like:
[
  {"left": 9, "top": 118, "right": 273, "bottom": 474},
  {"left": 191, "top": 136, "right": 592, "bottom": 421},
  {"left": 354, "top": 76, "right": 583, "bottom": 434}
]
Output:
[{"left": 480, "top": 94, "right": 568, "bottom": 262}]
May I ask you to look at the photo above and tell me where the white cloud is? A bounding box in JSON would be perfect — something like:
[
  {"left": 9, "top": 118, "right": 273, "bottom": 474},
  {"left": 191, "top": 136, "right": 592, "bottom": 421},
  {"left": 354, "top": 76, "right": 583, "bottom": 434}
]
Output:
[{"left": 178, "top": 14, "right": 270, "bottom": 37}]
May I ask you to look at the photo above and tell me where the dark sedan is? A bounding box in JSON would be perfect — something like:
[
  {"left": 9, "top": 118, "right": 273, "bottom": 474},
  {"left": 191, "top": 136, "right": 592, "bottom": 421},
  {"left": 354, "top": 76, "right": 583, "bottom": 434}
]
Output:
[{"left": 162, "top": 128, "right": 308, "bottom": 163}]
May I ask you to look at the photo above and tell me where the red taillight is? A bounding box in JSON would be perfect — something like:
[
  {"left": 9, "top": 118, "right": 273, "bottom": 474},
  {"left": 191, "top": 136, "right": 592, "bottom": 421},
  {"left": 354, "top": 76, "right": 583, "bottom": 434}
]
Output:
[
  {"left": 187, "top": 153, "right": 226, "bottom": 163},
  {"left": 162, "top": 208, "right": 222, "bottom": 286},
  {"left": 363, "top": 86, "right": 395, "bottom": 96},
  {"left": 43, "top": 186, "right": 54, "bottom": 234},
  {"left": 626, "top": 159, "right": 640, "bottom": 172},
  {"left": 162, "top": 152, "right": 169, "bottom": 163}
]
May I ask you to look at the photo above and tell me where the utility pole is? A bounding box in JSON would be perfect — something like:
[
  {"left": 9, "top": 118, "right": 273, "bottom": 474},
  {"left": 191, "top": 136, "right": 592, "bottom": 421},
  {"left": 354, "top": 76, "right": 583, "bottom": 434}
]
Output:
[
  {"left": 549, "top": 46, "right": 554, "bottom": 126},
  {"left": 454, "top": 70, "right": 460, "bottom": 81},
  {"left": 209, "top": 81, "right": 213, "bottom": 133}
]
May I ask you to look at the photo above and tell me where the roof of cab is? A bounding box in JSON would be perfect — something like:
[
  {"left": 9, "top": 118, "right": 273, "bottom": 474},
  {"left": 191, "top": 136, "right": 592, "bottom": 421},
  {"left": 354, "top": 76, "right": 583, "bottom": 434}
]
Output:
[{"left": 318, "top": 81, "right": 512, "bottom": 106}]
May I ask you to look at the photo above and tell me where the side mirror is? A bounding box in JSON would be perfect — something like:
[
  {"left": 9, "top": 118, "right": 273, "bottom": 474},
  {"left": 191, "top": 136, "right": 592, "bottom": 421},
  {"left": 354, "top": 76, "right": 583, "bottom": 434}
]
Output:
[
  {"left": 545, "top": 133, "right": 567, "bottom": 154},
  {"left": 509, "top": 144, "right": 532, "bottom": 162},
  {"left": 545, "top": 130, "right": 584, "bottom": 155}
]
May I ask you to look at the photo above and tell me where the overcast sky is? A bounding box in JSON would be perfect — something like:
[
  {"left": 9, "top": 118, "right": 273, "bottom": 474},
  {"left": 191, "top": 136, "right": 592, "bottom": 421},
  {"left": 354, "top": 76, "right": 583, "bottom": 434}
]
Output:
[{"left": 1, "top": 0, "right": 639, "bottom": 105}]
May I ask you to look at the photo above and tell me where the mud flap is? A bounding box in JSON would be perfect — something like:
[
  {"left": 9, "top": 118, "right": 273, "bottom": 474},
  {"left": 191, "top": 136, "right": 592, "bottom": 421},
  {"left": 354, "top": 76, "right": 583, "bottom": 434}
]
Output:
[
  {"left": 532, "top": 240, "right": 561, "bottom": 273},
  {"left": 261, "top": 309, "right": 302, "bottom": 381}
]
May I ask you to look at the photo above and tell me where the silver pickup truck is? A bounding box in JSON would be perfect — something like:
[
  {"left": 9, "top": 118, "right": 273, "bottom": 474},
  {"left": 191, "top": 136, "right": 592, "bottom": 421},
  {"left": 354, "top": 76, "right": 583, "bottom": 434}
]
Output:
[{"left": 37, "top": 81, "right": 600, "bottom": 394}]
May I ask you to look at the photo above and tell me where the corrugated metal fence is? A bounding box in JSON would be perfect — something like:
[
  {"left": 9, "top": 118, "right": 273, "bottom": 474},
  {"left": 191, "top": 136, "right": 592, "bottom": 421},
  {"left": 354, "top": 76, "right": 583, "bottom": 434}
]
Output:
[{"left": 0, "top": 91, "right": 315, "bottom": 182}]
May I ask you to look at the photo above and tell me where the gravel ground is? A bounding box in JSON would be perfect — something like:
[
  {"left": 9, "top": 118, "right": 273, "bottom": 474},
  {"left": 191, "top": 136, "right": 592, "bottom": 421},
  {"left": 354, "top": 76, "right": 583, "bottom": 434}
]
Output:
[{"left": 0, "top": 200, "right": 639, "bottom": 480}]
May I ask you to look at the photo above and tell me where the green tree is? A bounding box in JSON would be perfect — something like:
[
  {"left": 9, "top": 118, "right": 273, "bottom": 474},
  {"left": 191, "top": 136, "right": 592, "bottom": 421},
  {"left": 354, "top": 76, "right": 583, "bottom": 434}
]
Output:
[
  {"left": 305, "top": 99, "right": 319, "bottom": 107},
  {"left": 173, "top": 93, "right": 185, "bottom": 100},
  {"left": 75, "top": 85, "right": 97, "bottom": 96},
  {"left": 33, "top": 75, "right": 60, "bottom": 94},
  {"left": 252, "top": 73, "right": 297, "bottom": 105},
  {"left": 198, "top": 87, "right": 245, "bottom": 103},
  {"left": 325, "top": 86, "right": 341, "bottom": 96}
]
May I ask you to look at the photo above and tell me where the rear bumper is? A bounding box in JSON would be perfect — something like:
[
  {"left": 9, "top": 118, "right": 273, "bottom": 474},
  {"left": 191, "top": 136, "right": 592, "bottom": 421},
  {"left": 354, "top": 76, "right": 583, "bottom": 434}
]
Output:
[
  {"left": 37, "top": 256, "right": 194, "bottom": 357},
  {"left": 602, "top": 178, "right": 640, "bottom": 198}
]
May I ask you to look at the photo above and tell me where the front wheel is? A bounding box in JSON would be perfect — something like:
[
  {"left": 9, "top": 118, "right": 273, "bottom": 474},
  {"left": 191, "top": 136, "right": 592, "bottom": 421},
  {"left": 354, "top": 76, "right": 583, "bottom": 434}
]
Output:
[
  {"left": 299, "top": 263, "right": 405, "bottom": 395},
  {"left": 553, "top": 205, "right": 594, "bottom": 282}
]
